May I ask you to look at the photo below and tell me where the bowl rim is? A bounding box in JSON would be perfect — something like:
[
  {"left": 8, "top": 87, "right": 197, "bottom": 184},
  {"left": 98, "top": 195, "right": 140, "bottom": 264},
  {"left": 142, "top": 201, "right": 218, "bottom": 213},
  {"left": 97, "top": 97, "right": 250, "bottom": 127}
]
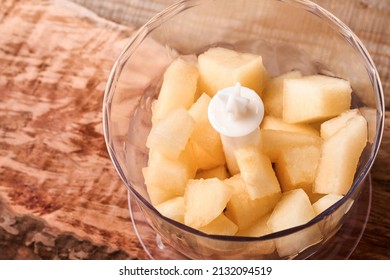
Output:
[{"left": 102, "top": 0, "right": 385, "bottom": 243}]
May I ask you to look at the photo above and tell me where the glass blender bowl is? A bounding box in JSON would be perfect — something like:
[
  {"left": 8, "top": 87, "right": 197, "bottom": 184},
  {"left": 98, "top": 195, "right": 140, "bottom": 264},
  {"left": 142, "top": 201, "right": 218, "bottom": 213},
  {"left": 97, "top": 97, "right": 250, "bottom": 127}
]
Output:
[{"left": 103, "top": 0, "right": 384, "bottom": 259}]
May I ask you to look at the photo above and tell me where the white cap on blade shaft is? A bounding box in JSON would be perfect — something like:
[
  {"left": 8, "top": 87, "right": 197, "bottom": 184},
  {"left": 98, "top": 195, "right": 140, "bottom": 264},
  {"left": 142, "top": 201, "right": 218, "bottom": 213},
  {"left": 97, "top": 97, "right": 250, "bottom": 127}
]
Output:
[
  {"left": 208, "top": 83, "right": 264, "bottom": 138},
  {"left": 225, "top": 83, "right": 250, "bottom": 120}
]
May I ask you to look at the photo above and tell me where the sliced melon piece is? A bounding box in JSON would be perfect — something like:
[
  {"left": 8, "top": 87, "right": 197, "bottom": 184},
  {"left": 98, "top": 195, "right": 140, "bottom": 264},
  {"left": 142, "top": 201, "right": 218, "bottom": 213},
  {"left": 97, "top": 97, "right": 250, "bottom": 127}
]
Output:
[
  {"left": 283, "top": 75, "right": 352, "bottom": 123},
  {"left": 198, "top": 47, "right": 267, "bottom": 97}
]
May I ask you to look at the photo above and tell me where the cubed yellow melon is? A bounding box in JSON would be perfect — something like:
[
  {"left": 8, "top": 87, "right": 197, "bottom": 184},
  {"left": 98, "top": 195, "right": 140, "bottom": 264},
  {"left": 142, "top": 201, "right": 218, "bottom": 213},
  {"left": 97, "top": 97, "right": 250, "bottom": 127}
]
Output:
[
  {"left": 283, "top": 75, "right": 352, "bottom": 123},
  {"left": 199, "top": 213, "right": 238, "bottom": 236},
  {"left": 268, "top": 189, "right": 322, "bottom": 257},
  {"left": 263, "top": 70, "right": 302, "bottom": 118},
  {"left": 275, "top": 143, "right": 324, "bottom": 203},
  {"left": 146, "top": 107, "right": 195, "bottom": 159},
  {"left": 359, "top": 107, "right": 377, "bottom": 144},
  {"left": 144, "top": 145, "right": 196, "bottom": 205},
  {"left": 314, "top": 114, "right": 368, "bottom": 195},
  {"left": 235, "top": 213, "right": 275, "bottom": 254},
  {"left": 198, "top": 47, "right": 267, "bottom": 97},
  {"left": 260, "top": 129, "right": 322, "bottom": 162},
  {"left": 312, "top": 194, "right": 344, "bottom": 216},
  {"left": 320, "top": 109, "right": 359, "bottom": 139},
  {"left": 188, "top": 93, "right": 226, "bottom": 169},
  {"left": 188, "top": 92, "right": 210, "bottom": 122},
  {"left": 143, "top": 167, "right": 177, "bottom": 205},
  {"left": 224, "top": 174, "right": 281, "bottom": 230},
  {"left": 156, "top": 196, "right": 185, "bottom": 223},
  {"left": 261, "top": 116, "right": 319, "bottom": 136},
  {"left": 236, "top": 213, "right": 272, "bottom": 237},
  {"left": 234, "top": 145, "right": 281, "bottom": 200},
  {"left": 152, "top": 58, "right": 199, "bottom": 122},
  {"left": 312, "top": 194, "right": 350, "bottom": 237},
  {"left": 190, "top": 141, "right": 225, "bottom": 170},
  {"left": 275, "top": 145, "right": 321, "bottom": 192},
  {"left": 195, "top": 165, "right": 229, "bottom": 180},
  {"left": 220, "top": 128, "right": 262, "bottom": 176},
  {"left": 184, "top": 178, "right": 232, "bottom": 229}
]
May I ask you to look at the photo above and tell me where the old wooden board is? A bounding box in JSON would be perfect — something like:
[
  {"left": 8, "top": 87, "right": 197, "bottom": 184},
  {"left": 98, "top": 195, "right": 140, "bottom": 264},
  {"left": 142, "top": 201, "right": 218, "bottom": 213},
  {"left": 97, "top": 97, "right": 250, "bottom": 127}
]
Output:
[
  {"left": 1, "top": 0, "right": 389, "bottom": 259},
  {"left": 0, "top": 0, "right": 148, "bottom": 259}
]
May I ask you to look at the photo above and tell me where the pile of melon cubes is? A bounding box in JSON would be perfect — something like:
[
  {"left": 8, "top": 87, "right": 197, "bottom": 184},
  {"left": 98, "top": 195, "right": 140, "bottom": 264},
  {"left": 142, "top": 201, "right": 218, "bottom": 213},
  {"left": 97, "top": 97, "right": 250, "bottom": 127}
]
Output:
[{"left": 142, "top": 47, "right": 367, "bottom": 257}]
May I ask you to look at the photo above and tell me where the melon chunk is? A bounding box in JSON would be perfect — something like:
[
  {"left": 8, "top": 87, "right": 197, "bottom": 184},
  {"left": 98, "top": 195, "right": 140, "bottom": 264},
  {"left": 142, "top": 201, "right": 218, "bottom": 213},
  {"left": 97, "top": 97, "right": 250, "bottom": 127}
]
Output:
[
  {"left": 188, "top": 93, "right": 226, "bottom": 169},
  {"left": 188, "top": 92, "right": 210, "bottom": 122},
  {"left": 275, "top": 145, "right": 321, "bottom": 192},
  {"left": 359, "top": 107, "right": 377, "bottom": 144},
  {"left": 236, "top": 213, "right": 275, "bottom": 254},
  {"left": 320, "top": 109, "right": 359, "bottom": 139},
  {"left": 144, "top": 144, "right": 196, "bottom": 205},
  {"left": 156, "top": 196, "right": 185, "bottom": 223},
  {"left": 224, "top": 174, "right": 281, "bottom": 230},
  {"left": 314, "top": 114, "right": 368, "bottom": 195},
  {"left": 312, "top": 194, "right": 344, "bottom": 216},
  {"left": 236, "top": 213, "right": 272, "bottom": 237},
  {"left": 190, "top": 141, "right": 225, "bottom": 171},
  {"left": 234, "top": 145, "right": 281, "bottom": 200},
  {"left": 143, "top": 167, "right": 178, "bottom": 205},
  {"left": 283, "top": 75, "right": 352, "bottom": 123},
  {"left": 263, "top": 70, "right": 302, "bottom": 118},
  {"left": 199, "top": 214, "right": 238, "bottom": 236},
  {"left": 260, "top": 129, "right": 322, "bottom": 162},
  {"left": 261, "top": 116, "right": 319, "bottom": 136},
  {"left": 152, "top": 58, "right": 199, "bottom": 122},
  {"left": 312, "top": 194, "right": 349, "bottom": 236},
  {"left": 146, "top": 107, "right": 195, "bottom": 159},
  {"left": 198, "top": 47, "right": 267, "bottom": 97},
  {"left": 184, "top": 178, "right": 232, "bottom": 229},
  {"left": 268, "top": 189, "right": 322, "bottom": 257},
  {"left": 275, "top": 143, "right": 323, "bottom": 203}
]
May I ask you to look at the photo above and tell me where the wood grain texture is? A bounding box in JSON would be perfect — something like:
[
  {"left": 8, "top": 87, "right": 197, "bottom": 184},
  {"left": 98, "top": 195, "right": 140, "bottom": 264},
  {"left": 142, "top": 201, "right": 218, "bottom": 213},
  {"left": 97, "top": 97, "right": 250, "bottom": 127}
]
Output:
[
  {"left": 0, "top": 0, "right": 148, "bottom": 259},
  {"left": 353, "top": 178, "right": 390, "bottom": 259},
  {"left": 0, "top": 199, "right": 131, "bottom": 260},
  {"left": 1, "top": 0, "right": 389, "bottom": 260}
]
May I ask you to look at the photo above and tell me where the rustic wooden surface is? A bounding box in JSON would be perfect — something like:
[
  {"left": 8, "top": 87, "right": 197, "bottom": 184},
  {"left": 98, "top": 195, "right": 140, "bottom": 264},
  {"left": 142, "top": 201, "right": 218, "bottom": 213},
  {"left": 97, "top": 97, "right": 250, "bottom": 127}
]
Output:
[
  {"left": 0, "top": 0, "right": 148, "bottom": 259},
  {"left": 0, "top": 0, "right": 389, "bottom": 260}
]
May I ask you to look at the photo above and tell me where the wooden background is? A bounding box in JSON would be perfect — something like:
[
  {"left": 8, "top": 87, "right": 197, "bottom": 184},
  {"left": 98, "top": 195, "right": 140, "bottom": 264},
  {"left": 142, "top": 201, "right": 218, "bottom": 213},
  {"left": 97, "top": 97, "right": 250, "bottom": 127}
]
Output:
[{"left": 0, "top": 0, "right": 389, "bottom": 259}]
